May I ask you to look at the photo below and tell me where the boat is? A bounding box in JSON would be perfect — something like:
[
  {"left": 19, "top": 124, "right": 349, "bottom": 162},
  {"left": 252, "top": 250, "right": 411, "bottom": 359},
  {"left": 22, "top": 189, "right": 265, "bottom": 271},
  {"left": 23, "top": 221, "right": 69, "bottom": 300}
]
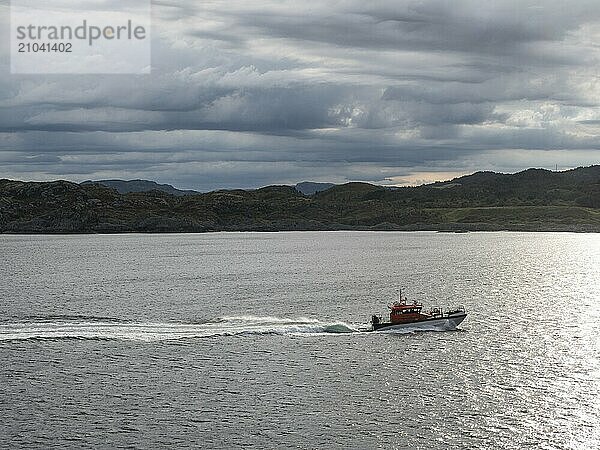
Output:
[{"left": 369, "top": 290, "right": 467, "bottom": 331}]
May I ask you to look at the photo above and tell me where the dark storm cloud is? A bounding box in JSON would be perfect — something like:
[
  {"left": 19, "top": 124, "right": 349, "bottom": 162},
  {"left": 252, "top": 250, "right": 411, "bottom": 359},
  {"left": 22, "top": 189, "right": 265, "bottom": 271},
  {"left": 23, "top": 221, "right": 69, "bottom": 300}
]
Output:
[
  {"left": 219, "top": 0, "right": 600, "bottom": 67},
  {"left": 1, "top": 0, "right": 599, "bottom": 188}
]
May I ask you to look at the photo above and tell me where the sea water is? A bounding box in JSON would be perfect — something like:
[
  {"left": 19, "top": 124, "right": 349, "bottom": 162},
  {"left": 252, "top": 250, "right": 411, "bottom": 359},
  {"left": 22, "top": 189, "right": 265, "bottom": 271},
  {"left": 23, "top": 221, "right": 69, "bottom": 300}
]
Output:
[{"left": 1, "top": 232, "right": 599, "bottom": 449}]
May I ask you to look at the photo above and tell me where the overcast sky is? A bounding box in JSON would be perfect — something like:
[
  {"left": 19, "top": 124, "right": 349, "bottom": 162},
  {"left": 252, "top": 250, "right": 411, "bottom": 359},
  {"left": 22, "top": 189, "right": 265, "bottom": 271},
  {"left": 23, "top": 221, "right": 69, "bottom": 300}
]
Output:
[{"left": 1, "top": 0, "right": 600, "bottom": 190}]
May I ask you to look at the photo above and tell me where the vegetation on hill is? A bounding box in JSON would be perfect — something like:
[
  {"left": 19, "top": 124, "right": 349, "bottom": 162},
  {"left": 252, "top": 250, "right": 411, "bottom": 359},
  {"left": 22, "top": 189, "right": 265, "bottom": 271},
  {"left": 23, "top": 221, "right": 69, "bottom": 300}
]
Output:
[{"left": 1, "top": 166, "right": 599, "bottom": 233}]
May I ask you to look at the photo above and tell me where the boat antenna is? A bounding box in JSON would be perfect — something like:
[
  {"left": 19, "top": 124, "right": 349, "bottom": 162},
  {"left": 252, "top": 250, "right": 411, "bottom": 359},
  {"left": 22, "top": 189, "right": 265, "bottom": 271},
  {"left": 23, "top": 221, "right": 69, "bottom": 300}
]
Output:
[{"left": 398, "top": 286, "right": 406, "bottom": 303}]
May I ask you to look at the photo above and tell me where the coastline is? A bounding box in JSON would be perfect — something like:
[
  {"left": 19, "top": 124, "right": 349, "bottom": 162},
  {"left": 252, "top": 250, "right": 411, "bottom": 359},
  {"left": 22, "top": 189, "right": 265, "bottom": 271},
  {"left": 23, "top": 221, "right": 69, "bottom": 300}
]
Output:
[
  {"left": 1, "top": 224, "right": 599, "bottom": 235},
  {"left": 2, "top": 171, "right": 599, "bottom": 234}
]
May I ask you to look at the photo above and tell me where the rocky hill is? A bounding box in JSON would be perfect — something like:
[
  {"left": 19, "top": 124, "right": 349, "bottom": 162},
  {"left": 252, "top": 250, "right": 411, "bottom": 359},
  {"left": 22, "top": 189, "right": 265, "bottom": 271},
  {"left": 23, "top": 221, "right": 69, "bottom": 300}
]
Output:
[
  {"left": 81, "top": 179, "right": 199, "bottom": 196},
  {"left": 1, "top": 166, "right": 599, "bottom": 233}
]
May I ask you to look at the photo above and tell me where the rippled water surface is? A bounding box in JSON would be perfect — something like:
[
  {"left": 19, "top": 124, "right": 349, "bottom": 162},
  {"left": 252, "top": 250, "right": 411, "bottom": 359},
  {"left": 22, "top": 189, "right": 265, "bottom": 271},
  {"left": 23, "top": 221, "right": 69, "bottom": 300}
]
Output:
[{"left": 1, "top": 232, "right": 599, "bottom": 449}]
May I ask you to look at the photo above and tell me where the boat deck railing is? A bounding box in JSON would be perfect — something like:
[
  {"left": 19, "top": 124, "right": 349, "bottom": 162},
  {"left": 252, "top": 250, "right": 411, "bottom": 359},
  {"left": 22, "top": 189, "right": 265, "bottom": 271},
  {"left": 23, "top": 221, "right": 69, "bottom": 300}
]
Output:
[
  {"left": 428, "top": 305, "right": 466, "bottom": 317},
  {"left": 446, "top": 305, "right": 466, "bottom": 315}
]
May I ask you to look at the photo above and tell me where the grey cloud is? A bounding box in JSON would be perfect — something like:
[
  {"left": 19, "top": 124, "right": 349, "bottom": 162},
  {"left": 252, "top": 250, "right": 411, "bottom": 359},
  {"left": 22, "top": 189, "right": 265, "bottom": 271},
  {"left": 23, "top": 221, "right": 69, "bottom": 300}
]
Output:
[
  {"left": 220, "top": 0, "right": 599, "bottom": 57},
  {"left": 1, "top": 0, "right": 599, "bottom": 188}
]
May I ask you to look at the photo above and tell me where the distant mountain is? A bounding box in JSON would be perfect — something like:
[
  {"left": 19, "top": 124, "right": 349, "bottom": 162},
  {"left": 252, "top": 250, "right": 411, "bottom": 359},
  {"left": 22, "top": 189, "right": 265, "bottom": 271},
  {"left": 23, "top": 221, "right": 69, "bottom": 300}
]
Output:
[
  {"left": 1, "top": 166, "right": 599, "bottom": 233},
  {"left": 295, "top": 181, "right": 335, "bottom": 195},
  {"left": 438, "top": 166, "right": 600, "bottom": 187},
  {"left": 81, "top": 179, "right": 199, "bottom": 196}
]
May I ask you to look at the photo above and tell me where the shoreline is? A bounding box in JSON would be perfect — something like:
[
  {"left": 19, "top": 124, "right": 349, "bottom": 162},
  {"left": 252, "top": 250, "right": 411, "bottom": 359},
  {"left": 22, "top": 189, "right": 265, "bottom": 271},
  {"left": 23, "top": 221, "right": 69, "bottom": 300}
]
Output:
[{"left": 1, "top": 226, "right": 599, "bottom": 235}]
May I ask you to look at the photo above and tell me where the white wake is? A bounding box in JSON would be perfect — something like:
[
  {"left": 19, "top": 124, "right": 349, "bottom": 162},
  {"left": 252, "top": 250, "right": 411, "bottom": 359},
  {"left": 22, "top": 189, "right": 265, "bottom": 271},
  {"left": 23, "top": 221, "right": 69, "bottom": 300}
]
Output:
[{"left": 0, "top": 315, "right": 360, "bottom": 342}]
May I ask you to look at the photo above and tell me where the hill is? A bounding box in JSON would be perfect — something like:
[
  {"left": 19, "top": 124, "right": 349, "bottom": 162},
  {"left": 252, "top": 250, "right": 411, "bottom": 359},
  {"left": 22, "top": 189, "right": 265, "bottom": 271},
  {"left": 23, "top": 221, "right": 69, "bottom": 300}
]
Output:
[
  {"left": 81, "top": 179, "right": 199, "bottom": 196},
  {"left": 1, "top": 166, "right": 599, "bottom": 233},
  {"left": 295, "top": 182, "right": 335, "bottom": 195}
]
